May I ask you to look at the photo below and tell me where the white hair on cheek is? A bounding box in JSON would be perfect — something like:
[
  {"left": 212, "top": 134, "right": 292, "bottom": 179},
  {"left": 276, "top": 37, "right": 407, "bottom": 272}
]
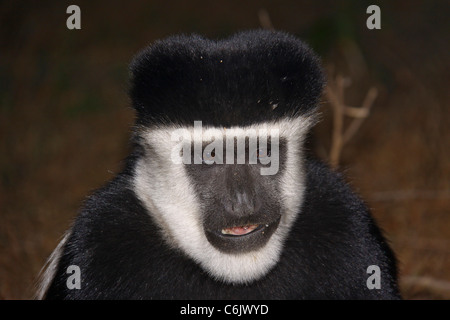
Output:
[{"left": 133, "top": 117, "right": 312, "bottom": 283}]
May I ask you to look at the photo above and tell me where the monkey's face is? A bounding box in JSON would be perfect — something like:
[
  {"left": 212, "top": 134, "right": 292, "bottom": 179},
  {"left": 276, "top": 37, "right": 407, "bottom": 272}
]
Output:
[
  {"left": 184, "top": 137, "right": 286, "bottom": 254},
  {"left": 133, "top": 117, "right": 313, "bottom": 284},
  {"left": 129, "top": 30, "right": 324, "bottom": 284}
]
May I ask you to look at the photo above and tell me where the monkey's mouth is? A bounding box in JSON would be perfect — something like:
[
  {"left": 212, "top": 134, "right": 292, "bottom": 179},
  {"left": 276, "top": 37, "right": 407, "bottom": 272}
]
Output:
[
  {"left": 221, "top": 224, "right": 260, "bottom": 236},
  {"left": 205, "top": 216, "right": 281, "bottom": 253}
]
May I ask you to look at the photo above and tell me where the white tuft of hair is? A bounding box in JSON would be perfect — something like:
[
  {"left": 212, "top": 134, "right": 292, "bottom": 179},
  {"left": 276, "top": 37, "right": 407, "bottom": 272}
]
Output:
[{"left": 35, "top": 231, "right": 71, "bottom": 299}]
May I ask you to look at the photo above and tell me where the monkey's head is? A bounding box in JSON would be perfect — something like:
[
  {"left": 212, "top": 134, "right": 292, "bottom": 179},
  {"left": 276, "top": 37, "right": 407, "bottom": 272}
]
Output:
[{"left": 130, "top": 30, "right": 324, "bottom": 284}]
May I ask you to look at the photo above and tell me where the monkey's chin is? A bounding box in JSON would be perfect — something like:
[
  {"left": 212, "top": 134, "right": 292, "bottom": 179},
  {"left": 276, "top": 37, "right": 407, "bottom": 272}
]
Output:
[{"left": 204, "top": 216, "right": 281, "bottom": 254}]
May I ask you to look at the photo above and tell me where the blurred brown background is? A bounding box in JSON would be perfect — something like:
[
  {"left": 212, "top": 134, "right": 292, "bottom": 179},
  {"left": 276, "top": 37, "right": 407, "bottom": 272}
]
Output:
[{"left": 0, "top": 0, "right": 449, "bottom": 299}]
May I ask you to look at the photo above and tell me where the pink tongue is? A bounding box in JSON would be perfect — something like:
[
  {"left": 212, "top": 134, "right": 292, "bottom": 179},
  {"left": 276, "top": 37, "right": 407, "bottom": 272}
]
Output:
[{"left": 225, "top": 224, "right": 258, "bottom": 235}]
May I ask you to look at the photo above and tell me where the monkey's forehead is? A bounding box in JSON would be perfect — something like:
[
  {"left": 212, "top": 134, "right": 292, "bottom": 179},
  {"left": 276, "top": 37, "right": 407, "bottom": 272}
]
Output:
[
  {"left": 129, "top": 30, "right": 325, "bottom": 128},
  {"left": 137, "top": 117, "right": 313, "bottom": 149}
]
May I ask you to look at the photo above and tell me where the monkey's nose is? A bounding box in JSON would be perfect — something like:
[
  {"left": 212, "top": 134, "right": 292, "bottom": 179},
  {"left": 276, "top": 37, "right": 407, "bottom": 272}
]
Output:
[{"left": 223, "top": 191, "right": 257, "bottom": 217}]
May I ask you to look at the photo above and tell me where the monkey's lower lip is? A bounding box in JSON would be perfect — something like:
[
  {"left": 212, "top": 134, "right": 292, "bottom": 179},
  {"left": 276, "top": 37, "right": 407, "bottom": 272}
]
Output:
[
  {"left": 205, "top": 216, "right": 281, "bottom": 253},
  {"left": 221, "top": 224, "right": 261, "bottom": 236}
]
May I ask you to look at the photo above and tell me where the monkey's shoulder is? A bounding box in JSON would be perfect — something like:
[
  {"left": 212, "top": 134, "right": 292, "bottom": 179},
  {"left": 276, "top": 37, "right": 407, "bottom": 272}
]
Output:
[
  {"left": 283, "top": 159, "right": 400, "bottom": 298},
  {"left": 298, "top": 159, "right": 392, "bottom": 254}
]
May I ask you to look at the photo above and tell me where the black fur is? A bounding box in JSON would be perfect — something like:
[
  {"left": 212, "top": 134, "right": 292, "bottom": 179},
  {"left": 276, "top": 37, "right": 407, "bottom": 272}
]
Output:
[
  {"left": 42, "top": 30, "right": 401, "bottom": 299},
  {"left": 44, "top": 158, "right": 400, "bottom": 299},
  {"left": 130, "top": 30, "right": 325, "bottom": 127}
]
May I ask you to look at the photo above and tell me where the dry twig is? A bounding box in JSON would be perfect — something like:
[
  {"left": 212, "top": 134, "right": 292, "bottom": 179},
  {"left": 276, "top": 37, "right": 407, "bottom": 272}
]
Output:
[
  {"left": 326, "top": 74, "right": 378, "bottom": 168},
  {"left": 370, "top": 189, "right": 450, "bottom": 202},
  {"left": 401, "top": 276, "right": 450, "bottom": 294},
  {"left": 258, "top": 8, "right": 274, "bottom": 30},
  {"left": 257, "top": 9, "right": 377, "bottom": 169}
]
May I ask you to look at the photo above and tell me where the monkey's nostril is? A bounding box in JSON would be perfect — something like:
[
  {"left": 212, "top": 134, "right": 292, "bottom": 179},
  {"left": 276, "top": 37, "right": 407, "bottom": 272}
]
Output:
[{"left": 225, "top": 192, "right": 256, "bottom": 216}]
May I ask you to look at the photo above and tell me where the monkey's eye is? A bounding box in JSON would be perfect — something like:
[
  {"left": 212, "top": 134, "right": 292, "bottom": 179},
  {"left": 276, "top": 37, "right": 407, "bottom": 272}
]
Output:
[{"left": 202, "top": 150, "right": 216, "bottom": 165}]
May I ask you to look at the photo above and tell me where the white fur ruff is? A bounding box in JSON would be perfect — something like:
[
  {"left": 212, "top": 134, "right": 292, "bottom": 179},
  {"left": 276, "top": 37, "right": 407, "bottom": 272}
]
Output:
[{"left": 133, "top": 117, "right": 312, "bottom": 284}]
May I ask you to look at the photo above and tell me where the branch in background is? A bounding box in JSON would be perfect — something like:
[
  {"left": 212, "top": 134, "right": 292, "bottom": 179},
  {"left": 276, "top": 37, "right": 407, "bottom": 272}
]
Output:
[
  {"left": 258, "top": 8, "right": 274, "bottom": 30},
  {"left": 257, "top": 9, "right": 377, "bottom": 169},
  {"left": 401, "top": 276, "right": 450, "bottom": 295},
  {"left": 392, "top": 236, "right": 450, "bottom": 254},
  {"left": 343, "top": 87, "right": 378, "bottom": 144},
  {"left": 369, "top": 189, "right": 450, "bottom": 202},
  {"left": 326, "top": 74, "right": 377, "bottom": 168}
]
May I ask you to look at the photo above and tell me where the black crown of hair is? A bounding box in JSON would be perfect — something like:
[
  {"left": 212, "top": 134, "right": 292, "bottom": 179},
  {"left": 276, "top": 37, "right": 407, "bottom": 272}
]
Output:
[{"left": 129, "top": 29, "right": 325, "bottom": 127}]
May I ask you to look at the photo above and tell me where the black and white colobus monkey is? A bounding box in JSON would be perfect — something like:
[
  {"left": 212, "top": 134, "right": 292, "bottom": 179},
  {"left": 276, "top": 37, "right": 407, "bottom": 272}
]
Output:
[{"left": 37, "top": 30, "right": 400, "bottom": 299}]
